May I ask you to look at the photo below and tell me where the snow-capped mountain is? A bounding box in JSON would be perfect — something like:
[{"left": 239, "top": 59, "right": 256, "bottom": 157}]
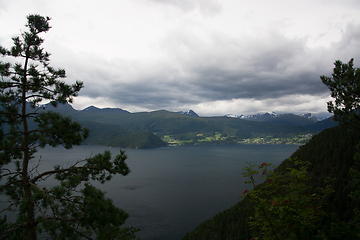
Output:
[
  {"left": 299, "top": 113, "right": 318, "bottom": 121},
  {"left": 225, "top": 111, "right": 277, "bottom": 121},
  {"left": 245, "top": 111, "right": 278, "bottom": 121},
  {"left": 224, "top": 114, "right": 245, "bottom": 119},
  {"left": 177, "top": 110, "right": 199, "bottom": 117},
  {"left": 225, "top": 112, "right": 321, "bottom": 122}
]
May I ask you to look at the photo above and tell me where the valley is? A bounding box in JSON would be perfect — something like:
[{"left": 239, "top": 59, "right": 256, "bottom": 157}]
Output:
[{"left": 39, "top": 102, "right": 336, "bottom": 148}]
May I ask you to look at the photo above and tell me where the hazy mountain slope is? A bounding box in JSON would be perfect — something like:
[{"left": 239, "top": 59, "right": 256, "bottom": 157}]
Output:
[
  {"left": 266, "top": 113, "right": 318, "bottom": 125},
  {"left": 79, "top": 109, "right": 313, "bottom": 137},
  {"left": 181, "top": 124, "right": 360, "bottom": 239},
  {"left": 37, "top": 103, "right": 166, "bottom": 148},
  {"left": 304, "top": 116, "right": 339, "bottom": 132},
  {"left": 80, "top": 121, "right": 167, "bottom": 148},
  {"left": 48, "top": 105, "right": 313, "bottom": 139},
  {"left": 82, "top": 105, "right": 130, "bottom": 114}
]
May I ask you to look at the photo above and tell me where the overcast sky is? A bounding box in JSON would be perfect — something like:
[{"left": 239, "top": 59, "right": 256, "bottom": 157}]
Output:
[{"left": 1, "top": 0, "right": 359, "bottom": 117}]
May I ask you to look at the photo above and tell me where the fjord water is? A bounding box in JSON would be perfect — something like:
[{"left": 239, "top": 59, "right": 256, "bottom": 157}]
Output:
[{"left": 33, "top": 144, "right": 299, "bottom": 239}]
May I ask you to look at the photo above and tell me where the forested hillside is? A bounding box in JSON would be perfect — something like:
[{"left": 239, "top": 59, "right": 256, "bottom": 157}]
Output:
[
  {"left": 34, "top": 103, "right": 167, "bottom": 148},
  {"left": 181, "top": 124, "right": 360, "bottom": 239},
  {"left": 42, "top": 103, "right": 334, "bottom": 146},
  {"left": 80, "top": 121, "right": 167, "bottom": 148}
]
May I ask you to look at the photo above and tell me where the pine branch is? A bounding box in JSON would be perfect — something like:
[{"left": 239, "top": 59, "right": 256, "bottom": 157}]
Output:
[
  {"left": 30, "top": 159, "right": 90, "bottom": 183},
  {"left": 0, "top": 179, "right": 22, "bottom": 191},
  {"left": 0, "top": 168, "right": 22, "bottom": 178},
  {"left": 0, "top": 222, "right": 28, "bottom": 240}
]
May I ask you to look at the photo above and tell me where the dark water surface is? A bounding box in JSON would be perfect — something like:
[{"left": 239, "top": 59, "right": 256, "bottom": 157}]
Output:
[{"left": 7, "top": 144, "right": 300, "bottom": 239}]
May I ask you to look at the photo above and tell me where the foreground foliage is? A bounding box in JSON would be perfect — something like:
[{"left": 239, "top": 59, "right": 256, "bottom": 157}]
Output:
[
  {"left": 181, "top": 125, "right": 360, "bottom": 240},
  {"left": 321, "top": 58, "right": 360, "bottom": 128},
  {"left": 0, "top": 14, "right": 138, "bottom": 239},
  {"left": 241, "top": 160, "right": 333, "bottom": 239}
]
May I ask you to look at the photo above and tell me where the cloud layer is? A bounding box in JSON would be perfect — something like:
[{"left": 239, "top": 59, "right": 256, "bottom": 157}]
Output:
[{"left": 0, "top": 0, "right": 359, "bottom": 116}]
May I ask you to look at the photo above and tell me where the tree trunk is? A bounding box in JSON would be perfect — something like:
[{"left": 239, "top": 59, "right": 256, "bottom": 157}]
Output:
[{"left": 22, "top": 56, "right": 37, "bottom": 240}]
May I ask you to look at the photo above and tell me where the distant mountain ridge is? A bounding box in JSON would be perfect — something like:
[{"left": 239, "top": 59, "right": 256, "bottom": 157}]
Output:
[
  {"left": 299, "top": 113, "right": 318, "bottom": 121},
  {"left": 224, "top": 111, "right": 277, "bottom": 120},
  {"left": 225, "top": 111, "right": 320, "bottom": 123},
  {"left": 42, "top": 103, "right": 323, "bottom": 122},
  {"left": 38, "top": 102, "right": 167, "bottom": 148},
  {"left": 177, "top": 110, "right": 199, "bottom": 117},
  {"left": 82, "top": 105, "right": 130, "bottom": 114},
  {"left": 37, "top": 102, "right": 337, "bottom": 147}
]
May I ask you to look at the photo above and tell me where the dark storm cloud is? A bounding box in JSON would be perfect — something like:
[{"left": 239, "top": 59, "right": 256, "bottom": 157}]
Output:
[
  {"left": 191, "top": 69, "right": 327, "bottom": 100},
  {"left": 83, "top": 75, "right": 203, "bottom": 109},
  {"left": 77, "top": 22, "right": 360, "bottom": 112},
  {"left": 1, "top": 0, "right": 359, "bottom": 115}
]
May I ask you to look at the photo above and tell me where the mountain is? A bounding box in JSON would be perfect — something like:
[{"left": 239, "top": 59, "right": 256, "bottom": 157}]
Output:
[
  {"left": 82, "top": 105, "right": 130, "bottom": 114},
  {"left": 181, "top": 124, "right": 360, "bottom": 239},
  {"left": 2, "top": 101, "right": 339, "bottom": 148},
  {"left": 304, "top": 116, "right": 339, "bottom": 132},
  {"left": 225, "top": 111, "right": 277, "bottom": 120},
  {"left": 226, "top": 112, "right": 321, "bottom": 123},
  {"left": 69, "top": 109, "right": 313, "bottom": 141},
  {"left": 80, "top": 121, "right": 167, "bottom": 148},
  {"left": 266, "top": 113, "right": 318, "bottom": 126},
  {"left": 36, "top": 103, "right": 337, "bottom": 147},
  {"left": 39, "top": 101, "right": 77, "bottom": 114},
  {"left": 244, "top": 111, "right": 278, "bottom": 121},
  {"left": 38, "top": 103, "right": 166, "bottom": 148},
  {"left": 177, "top": 110, "right": 199, "bottom": 117},
  {"left": 299, "top": 113, "right": 318, "bottom": 121},
  {"left": 224, "top": 114, "right": 245, "bottom": 119}
]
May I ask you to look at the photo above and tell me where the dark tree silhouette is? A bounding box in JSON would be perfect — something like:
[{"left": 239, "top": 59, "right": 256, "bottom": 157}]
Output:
[
  {"left": 321, "top": 58, "right": 360, "bottom": 128},
  {"left": 0, "top": 14, "right": 138, "bottom": 239}
]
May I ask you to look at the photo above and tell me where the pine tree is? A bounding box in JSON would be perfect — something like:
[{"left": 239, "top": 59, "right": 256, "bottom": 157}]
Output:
[
  {"left": 0, "top": 14, "right": 138, "bottom": 239},
  {"left": 320, "top": 58, "right": 360, "bottom": 128}
]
